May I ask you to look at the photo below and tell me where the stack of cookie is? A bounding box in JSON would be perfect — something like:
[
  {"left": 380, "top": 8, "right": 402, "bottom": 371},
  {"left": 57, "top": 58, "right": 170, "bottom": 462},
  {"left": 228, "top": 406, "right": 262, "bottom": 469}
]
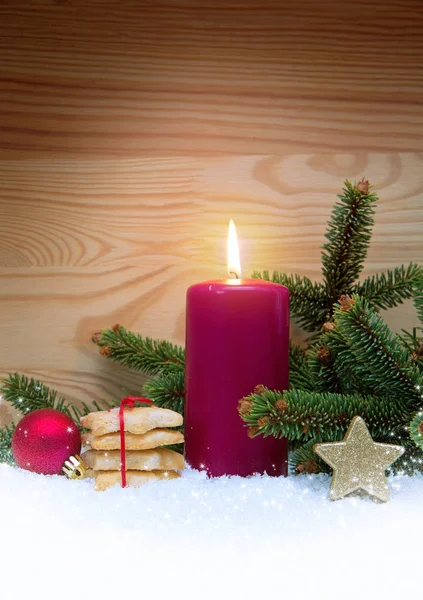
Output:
[{"left": 80, "top": 406, "right": 184, "bottom": 491}]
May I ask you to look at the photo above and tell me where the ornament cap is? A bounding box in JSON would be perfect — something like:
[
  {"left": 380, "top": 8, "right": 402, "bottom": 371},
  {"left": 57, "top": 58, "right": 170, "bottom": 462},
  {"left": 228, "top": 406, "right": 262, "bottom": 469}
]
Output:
[{"left": 62, "top": 454, "right": 87, "bottom": 480}]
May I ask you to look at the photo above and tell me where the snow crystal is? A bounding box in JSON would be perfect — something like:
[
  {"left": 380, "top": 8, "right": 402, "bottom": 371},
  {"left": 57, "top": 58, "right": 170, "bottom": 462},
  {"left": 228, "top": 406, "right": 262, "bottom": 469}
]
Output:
[{"left": 0, "top": 465, "right": 422, "bottom": 600}]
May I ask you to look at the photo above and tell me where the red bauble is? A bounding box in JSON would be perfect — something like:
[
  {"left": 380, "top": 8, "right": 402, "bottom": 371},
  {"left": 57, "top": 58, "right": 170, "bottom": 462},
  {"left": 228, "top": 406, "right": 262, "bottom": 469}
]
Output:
[{"left": 11, "top": 409, "right": 81, "bottom": 475}]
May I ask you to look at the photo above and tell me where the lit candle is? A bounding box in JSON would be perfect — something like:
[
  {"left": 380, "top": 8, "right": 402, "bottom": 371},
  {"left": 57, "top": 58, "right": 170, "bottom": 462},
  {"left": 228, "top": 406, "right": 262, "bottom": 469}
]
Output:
[{"left": 184, "top": 221, "right": 289, "bottom": 477}]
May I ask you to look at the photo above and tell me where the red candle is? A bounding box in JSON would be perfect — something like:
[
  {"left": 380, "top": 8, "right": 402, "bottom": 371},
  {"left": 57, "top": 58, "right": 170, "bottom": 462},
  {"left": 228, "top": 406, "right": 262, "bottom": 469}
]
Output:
[{"left": 185, "top": 222, "right": 289, "bottom": 477}]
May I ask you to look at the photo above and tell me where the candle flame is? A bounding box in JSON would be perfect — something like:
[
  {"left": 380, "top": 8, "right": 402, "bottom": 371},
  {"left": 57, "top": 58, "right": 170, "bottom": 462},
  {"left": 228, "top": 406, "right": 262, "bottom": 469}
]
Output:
[{"left": 227, "top": 220, "right": 241, "bottom": 278}]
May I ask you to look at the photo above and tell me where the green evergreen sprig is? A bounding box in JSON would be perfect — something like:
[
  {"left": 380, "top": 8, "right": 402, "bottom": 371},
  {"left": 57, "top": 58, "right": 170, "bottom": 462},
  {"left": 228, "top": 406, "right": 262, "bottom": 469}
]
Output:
[
  {"left": 409, "top": 412, "right": 423, "bottom": 450},
  {"left": 332, "top": 297, "right": 422, "bottom": 406},
  {"left": 251, "top": 272, "right": 328, "bottom": 331},
  {"left": 254, "top": 181, "right": 420, "bottom": 332},
  {"left": 307, "top": 333, "right": 344, "bottom": 394},
  {"left": 95, "top": 325, "right": 185, "bottom": 376},
  {"left": 354, "top": 264, "right": 423, "bottom": 311},
  {"left": 288, "top": 342, "right": 314, "bottom": 391},
  {"left": 143, "top": 371, "right": 185, "bottom": 416},
  {"left": 0, "top": 373, "right": 114, "bottom": 424},
  {"left": 0, "top": 423, "right": 16, "bottom": 465},
  {"left": 413, "top": 276, "right": 423, "bottom": 324},
  {"left": 322, "top": 179, "right": 377, "bottom": 300},
  {"left": 239, "top": 387, "right": 411, "bottom": 444}
]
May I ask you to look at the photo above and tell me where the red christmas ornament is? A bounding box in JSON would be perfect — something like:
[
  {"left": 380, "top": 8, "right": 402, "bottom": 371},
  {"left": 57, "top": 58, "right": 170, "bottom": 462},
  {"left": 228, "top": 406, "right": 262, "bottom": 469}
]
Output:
[{"left": 11, "top": 409, "right": 81, "bottom": 475}]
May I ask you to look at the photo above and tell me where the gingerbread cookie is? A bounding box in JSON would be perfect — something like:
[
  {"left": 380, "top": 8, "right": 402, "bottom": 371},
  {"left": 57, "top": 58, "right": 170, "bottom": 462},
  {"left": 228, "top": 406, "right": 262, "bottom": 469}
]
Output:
[
  {"left": 81, "top": 448, "right": 185, "bottom": 471},
  {"left": 80, "top": 406, "right": 183, "bottom": 437},
  {"left": 82, "top": 428, "right": 184, "bottom": 450},
  {"left": 92, "top": 469, "right": 181, "bottom": 491}
]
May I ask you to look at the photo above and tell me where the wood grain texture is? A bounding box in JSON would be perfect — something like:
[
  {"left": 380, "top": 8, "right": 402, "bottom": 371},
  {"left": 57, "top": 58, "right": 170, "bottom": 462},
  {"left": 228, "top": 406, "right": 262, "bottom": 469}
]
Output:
[
  {"left": 1, "top": 0, "right": 423, "bottom": 156},
  {"left": 0, "top": 153, "right": 423, "bottom": 271},
  {"left": 0, "top": 0, "right": 423, "bottom": 424}
]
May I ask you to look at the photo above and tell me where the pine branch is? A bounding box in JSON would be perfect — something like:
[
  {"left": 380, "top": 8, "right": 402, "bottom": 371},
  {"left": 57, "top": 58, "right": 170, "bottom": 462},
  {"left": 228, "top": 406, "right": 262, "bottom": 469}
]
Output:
[
  {"left": 94, "top": 325, "right": 185, "bottom": 376},
  {"left": 322, "top": 179, "right": 378, "bottom": 302},
  {"left": 1, "top": 373, "right": 75, "bottom": 419},
  {"left": 388, "top": 446, "right": 423, "bottom": 476},
  {"left": 0, "top": 373, "right": 114, "bottom": 424},
  {"left": 307, "top": 335, "right": 343, "bottom": 394},
  {"left": 333, "top": 297, "right": 422, "bottom": 407},
  {"left": 398, "top": 328, "right": 423, "bottom": 375},
  {"left": 289, "top": 342, "right": 314, "bottom": 391},
  {"left": 290, "top": 440, "right": 330, "bottom": 475},
  {"left": 413, "top": 275, "right": 423, "bottom": 325},
  {"left": 252, "top": 271, "right": 329, "bottom": 331},
  {"left": 238, "top": 387, "right": 411, "bottom": 444},
  {"left": 319, "top": 323, "right": 386, "bottom": 396},
  {"left": 409, "top": 411, "right": 423, "bottom": 451},
  {"left": 143, "top": 371, "right": 185, "bottom": 416},
  {"left": 0, "top": 423, "right": 16, "bottom": 466},
  {"left": 354, "top": 264, "right": 423, "bottom": 310}
]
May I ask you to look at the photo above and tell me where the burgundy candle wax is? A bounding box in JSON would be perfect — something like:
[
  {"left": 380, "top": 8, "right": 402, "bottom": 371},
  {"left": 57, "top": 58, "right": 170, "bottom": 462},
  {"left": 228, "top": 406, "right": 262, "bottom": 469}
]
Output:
[{"left": 185, "top": 278, "right": 289, "bottom": 477}]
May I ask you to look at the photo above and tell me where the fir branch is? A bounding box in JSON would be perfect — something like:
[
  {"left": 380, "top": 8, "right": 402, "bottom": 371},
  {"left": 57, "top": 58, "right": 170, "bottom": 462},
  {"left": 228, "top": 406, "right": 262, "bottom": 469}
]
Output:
[
  {"left": 0, "top": 373, "right": 114, "bottom": 425},
  {"left": 413, "top": 275, "right": 423, "bottom": 325},
  {"left": 1, "top": 373, "right": 75, "bottom": 419},
  {"left": 307, "top": 336, "right": 343, "bottom": 394},
  {"left": 290, "top": 440, "right": 330, "bottom": 475},
  {"left": 322, "top": 179, "right": 378, "bottom": 301},
  {"left": 143, "top": 371, "right": 185, "bottom": 416},
  {"left": 333, "top": 297, "right": 422, "bottom": 407},
  {"left": 354, "top": 264, "right": 423, "bottom": 310},
  {"left": 239, "top": 387, "right": 410, "bottom": 444},
  {"left": 252, "top": 271, "right": 328, "bottom": 331},
  {"left": 94, "top": 325, "right": 185, "bottom": 376},
  {"left": 409, "top": 411, "right": 423, "bottom": 451},
  {"left": 398, "top": 328, "right": 423, "bottom": 375},
  {"left": 389, "top": 446, "right": 423, "bottom": 476},
  {"left": 0, "top": 423, "right": 16, "bottom": 465},
  {"left": 289, "top": 342, "right": 314, "bottom": 391},
  {"left": 321, "top": 325, "right": 383, "bottom": 396}
]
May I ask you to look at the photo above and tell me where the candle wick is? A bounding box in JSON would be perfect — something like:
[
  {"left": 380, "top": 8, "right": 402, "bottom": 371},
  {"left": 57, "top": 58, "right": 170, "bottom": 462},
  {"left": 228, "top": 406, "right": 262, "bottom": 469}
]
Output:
[{"left": 229, "top": 271, "right": 239, "bottom": 279}]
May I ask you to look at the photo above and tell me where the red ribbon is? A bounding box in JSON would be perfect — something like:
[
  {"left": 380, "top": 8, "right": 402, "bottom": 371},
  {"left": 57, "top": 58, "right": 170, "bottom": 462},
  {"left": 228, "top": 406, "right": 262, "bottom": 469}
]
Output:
[{"left": 119, "top": 396, "right": 153, "bottom": 488}]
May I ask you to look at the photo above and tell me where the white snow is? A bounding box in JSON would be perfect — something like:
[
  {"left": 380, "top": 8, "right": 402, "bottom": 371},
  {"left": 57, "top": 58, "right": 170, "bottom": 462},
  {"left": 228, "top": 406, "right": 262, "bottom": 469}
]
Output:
[{"left": 0, "top": 464, "right": 422, "bottom": 600}]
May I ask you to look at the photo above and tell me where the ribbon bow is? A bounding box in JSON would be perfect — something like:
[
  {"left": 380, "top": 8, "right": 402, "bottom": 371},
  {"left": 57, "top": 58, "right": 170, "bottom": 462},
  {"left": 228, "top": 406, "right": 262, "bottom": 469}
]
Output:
[{"left": 119, "top": 396, "right": 153, "bottom": 487}]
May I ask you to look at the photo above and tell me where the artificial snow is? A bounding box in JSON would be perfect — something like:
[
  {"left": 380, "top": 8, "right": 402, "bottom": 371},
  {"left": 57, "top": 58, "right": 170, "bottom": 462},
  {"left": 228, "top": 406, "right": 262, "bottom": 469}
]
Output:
[{"left": 0, "top": 465, "right": 422, "bottom": 600}]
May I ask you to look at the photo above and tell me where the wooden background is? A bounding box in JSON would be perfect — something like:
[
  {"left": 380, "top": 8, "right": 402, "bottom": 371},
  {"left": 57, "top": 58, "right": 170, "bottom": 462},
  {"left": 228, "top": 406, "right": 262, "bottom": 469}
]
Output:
[{"left": 1, "top": 0, "right": 423, "bottom": 424}]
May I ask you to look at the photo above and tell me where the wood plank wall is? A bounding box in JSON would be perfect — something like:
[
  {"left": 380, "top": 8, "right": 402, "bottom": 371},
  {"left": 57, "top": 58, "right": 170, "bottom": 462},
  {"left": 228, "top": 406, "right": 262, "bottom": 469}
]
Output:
[{"left": 0, "top": 0, "right": 422, "bottom": 422}]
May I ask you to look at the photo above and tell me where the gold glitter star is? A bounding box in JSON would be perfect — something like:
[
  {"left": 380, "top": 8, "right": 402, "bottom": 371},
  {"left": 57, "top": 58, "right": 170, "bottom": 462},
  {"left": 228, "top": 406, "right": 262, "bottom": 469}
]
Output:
[{"left": 314, "top": 416, "right": 404, "bottom": 502}]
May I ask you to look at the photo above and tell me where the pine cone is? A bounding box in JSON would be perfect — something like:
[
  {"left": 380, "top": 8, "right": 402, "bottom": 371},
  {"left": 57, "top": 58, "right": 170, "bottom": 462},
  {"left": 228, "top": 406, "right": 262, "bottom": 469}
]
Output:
[
  {"left": 99, "top": 345, "right": 112, "bottom": 357},
  {"left": 317, "top": 345, "right": 331, "bottom": 364},
  {"left": 355, "top": 178, "right": 370, "bottom": 195},
  {"left": 418, "top": 420, "right": 423, "bottom": 436},
  {"left": 257, "top": 416, "right": 269, "bottom": 428},
  {"left": 254, "top": 384, "right": 266, "bottom": 395},
  {"left": 275, "top": 398, "right": 288, "bottom": 413},
  {"left": 91, "top": 331, "right": 102, "bottom": 344},
  {"left": 339, "top": 294, "right": 356, "bottom": 311},
  {"left": 322, "top": 321, "right": 336, "bottom": 333},
  {"left": 295, "top": 459, "right": 319, "bottom": 474},
  {"left": 247, "top": 426, "right": 259, "bottom": 438},
  {"left": 237, "top": 398, "right": 252, "bottom": 416}
]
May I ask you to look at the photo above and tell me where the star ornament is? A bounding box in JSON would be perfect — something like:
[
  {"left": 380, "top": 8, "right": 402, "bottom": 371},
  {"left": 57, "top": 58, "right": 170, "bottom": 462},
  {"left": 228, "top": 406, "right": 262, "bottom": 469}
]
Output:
[{"left": 314, "top": 416, "right": 404, "bottom": 502}]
